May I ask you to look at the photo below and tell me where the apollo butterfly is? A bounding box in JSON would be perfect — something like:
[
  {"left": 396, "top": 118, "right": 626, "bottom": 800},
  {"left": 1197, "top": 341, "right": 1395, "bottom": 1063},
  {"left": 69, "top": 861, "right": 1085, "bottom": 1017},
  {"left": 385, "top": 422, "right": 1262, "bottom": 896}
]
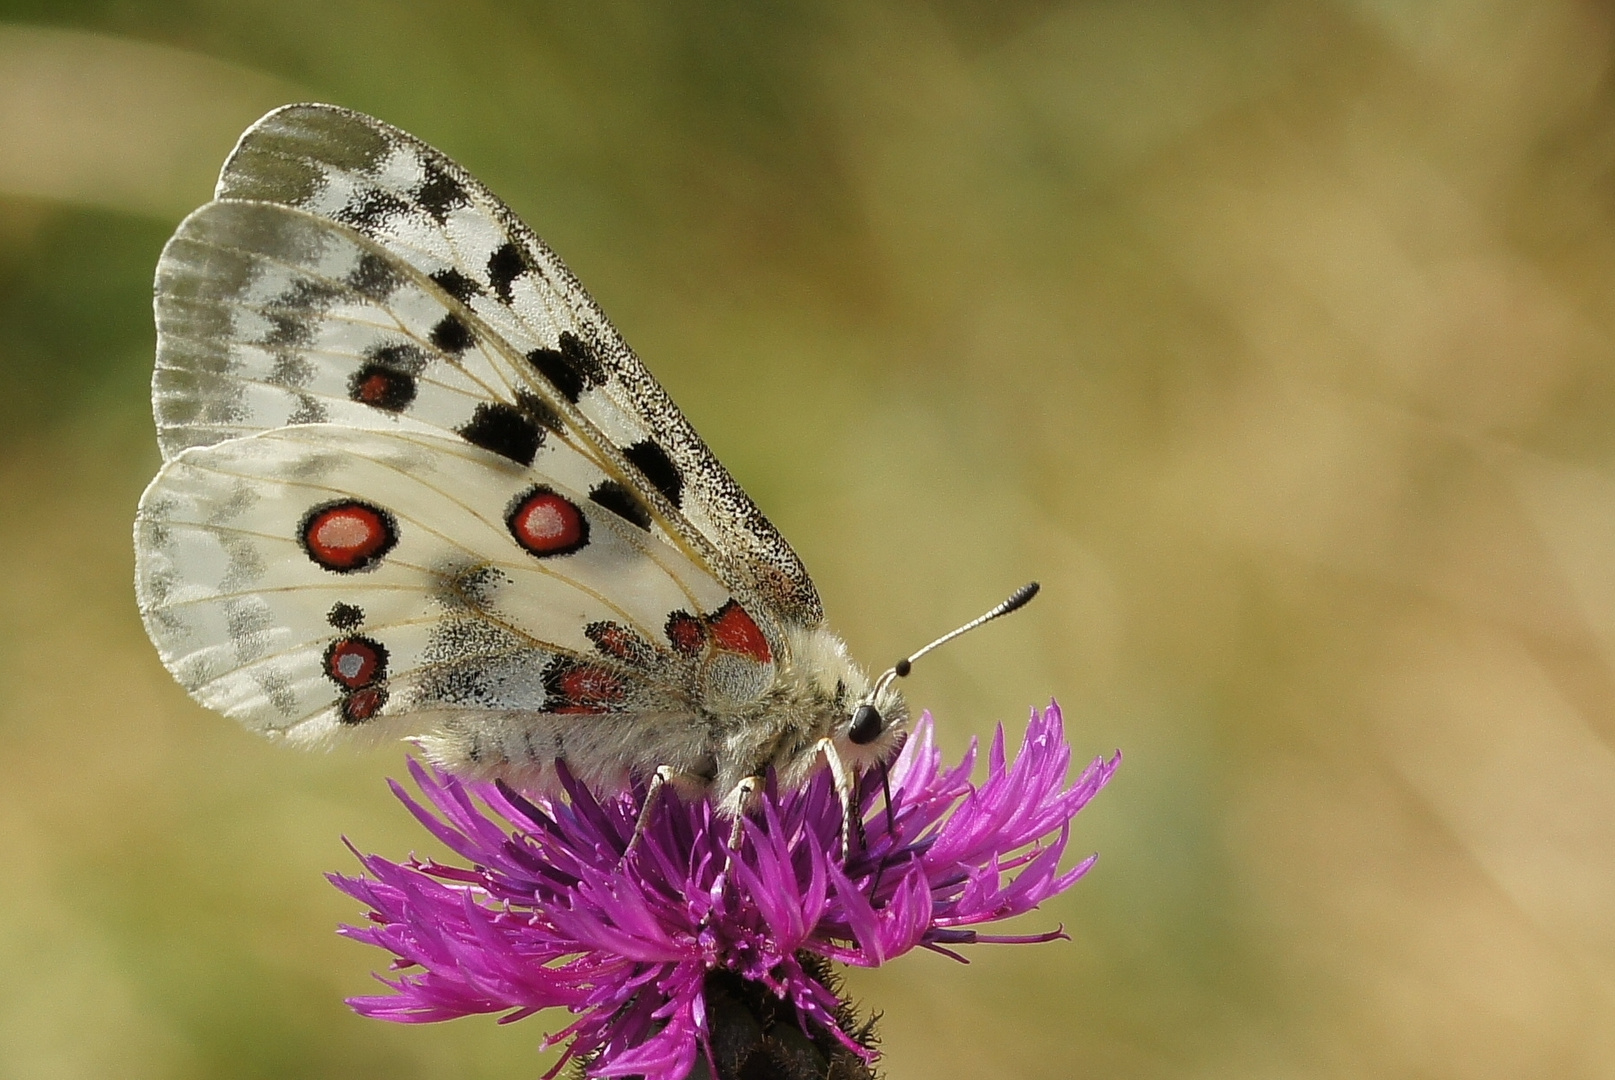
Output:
[{"left": 133, "top": 104, "right": 1034, "bottom": 817}]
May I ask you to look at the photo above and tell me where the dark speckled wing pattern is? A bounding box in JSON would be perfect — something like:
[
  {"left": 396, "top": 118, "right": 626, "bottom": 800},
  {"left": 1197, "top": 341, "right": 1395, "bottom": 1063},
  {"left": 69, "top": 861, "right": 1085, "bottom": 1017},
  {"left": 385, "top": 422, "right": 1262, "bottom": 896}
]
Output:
[
  {"left": 164, "top": 103, "right": 821, "bottom": 628},
  {"left": 135, "top": 104, "right": 809, "bottom": 763}
]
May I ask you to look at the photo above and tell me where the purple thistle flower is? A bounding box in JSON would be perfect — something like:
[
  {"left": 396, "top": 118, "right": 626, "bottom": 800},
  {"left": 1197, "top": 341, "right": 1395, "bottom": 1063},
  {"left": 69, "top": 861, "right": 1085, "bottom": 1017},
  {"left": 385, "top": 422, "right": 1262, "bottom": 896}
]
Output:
[{"left": 332, "top": 701, "right": 1118, "bottom": 1080}]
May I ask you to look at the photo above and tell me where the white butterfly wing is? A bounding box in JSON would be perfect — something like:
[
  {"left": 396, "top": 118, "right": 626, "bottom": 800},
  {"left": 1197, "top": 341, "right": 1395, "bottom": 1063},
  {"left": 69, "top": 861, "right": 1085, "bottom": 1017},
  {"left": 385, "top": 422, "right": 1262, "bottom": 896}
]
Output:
[
  {"left": 136, "top": 424, "right": 744, "bottom": 744},
  {"left": 155, "top": 199, "right": 509, "bottom": 453},
  {"left": 137, "top": 110, "right": 809, "bottom": 767},
  {"left": 157, "top": 198, "right": 671, "bottom": 553},
  {"left": 160, "top": 102, "right": 821, "bottom": 627}
]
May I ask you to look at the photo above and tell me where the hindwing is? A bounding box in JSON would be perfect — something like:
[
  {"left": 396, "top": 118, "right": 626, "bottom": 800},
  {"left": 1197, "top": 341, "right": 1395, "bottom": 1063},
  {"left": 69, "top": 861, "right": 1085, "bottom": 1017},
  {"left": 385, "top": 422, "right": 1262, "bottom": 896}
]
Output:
[{"left": 135, "top": 425, "right": 777, "bottom": 754}]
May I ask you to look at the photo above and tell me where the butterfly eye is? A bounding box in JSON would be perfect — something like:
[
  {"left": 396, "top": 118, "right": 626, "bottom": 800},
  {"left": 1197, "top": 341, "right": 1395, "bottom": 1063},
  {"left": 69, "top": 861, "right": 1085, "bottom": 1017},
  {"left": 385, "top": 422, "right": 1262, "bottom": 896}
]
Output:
[{"left": 848, "top": 703, "right": 883, "bottom": 745}]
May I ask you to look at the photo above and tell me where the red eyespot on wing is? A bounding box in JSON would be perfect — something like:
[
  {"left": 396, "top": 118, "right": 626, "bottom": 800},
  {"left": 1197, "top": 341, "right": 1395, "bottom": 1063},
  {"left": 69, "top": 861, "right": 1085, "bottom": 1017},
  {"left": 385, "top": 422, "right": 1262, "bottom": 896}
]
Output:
[
  {"left": 356, "top": 372, "right": 395, "bottom": 406},
  {"left": 560, "top": 665, "right": 623, "bottom": 704},
  {"left": 325, "top": 636, "right": 388, "bottom": 689},
  {"left": 586, "top": 621, "right": 655, "bottom": 665},
  {"left": 507, "top": 487, "right": 589, "bottom": 557},
  {"left": 301, "top": 500, "right": 397, "bottom": 572},
  {"left": 544, "top": 660, "right": 625, "bottom": 714},
  {"left": 348, "top": 361, "right": 418, "bottom": 412},
  {"left": 708, "top": 601, "right": 771, "bottom": 663},
  {"left": 341, "top": 686, "right": 389, "bottom": 724},
  {"left": 665, "top": 611, "right": 707, "bottom": 658}
]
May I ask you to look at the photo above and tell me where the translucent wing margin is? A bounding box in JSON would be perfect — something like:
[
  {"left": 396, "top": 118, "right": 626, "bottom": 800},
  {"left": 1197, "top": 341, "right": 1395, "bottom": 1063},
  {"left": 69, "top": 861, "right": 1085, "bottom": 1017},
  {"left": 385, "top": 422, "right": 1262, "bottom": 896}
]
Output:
[{"left": 174, "top": 102, "right": 821, "bottom": 627}]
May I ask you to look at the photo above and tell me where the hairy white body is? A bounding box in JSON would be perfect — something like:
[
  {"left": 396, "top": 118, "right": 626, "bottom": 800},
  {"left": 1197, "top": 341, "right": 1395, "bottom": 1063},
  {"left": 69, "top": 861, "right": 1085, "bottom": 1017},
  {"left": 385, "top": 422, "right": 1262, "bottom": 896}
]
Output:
[{"left": 420, "top": 626, "right": 908, "bottom": 808}]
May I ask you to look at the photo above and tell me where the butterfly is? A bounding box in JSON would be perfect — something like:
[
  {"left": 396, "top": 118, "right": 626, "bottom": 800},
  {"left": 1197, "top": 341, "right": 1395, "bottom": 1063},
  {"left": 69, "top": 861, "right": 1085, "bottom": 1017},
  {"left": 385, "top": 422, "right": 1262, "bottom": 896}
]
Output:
[{"left": 134, "top": 104, "right": 1033, "bottom": 824}]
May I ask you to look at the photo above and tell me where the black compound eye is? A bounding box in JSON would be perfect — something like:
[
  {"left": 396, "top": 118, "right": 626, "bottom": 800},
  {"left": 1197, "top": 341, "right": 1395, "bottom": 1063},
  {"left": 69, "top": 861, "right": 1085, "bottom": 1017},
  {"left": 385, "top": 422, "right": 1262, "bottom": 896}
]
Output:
[{"left": 848, "top": 703, "right": 884, "bottom": 745}]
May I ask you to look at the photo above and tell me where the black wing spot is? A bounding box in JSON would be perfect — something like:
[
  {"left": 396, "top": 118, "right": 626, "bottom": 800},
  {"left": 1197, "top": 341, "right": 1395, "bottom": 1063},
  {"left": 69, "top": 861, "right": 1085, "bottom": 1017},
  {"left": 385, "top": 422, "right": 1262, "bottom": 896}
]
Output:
[
  {"left": 416, "top": 160, "right": 469, "bottom": 223},
  {"left": 589, "top": 480, "right": 651, "bottom": 530},
  {"left": 267, "top": 352, "right": 314, "bottom": 388},
  {"left": 561, "top": 331, "right": 606, "bottom": 383},
  {"left": 516, "top": 390, "right": 565, "bottom": 433},
  {"left": 457, "top": 402, "right": 544, "bottom": 465},
  {"left": 327, "top": 602, "right": 365, "bottom": 629},
  {"left": 259, "top": 281, "right": 339, "bottom": 346},
  {"left": 430, "top": 313, "right": 475, "bottom": 354},
  {"left": 286, "top": 393, "right": 327, "bottom": 425},
  {"left": 349, "top": 362, "right": 418, "bottom": 412},
  {"left": 334, "top": 188, "right": 410, "bottom": 232},
  {"left": 350, "top": 342, "right": 427, "bottom": 412},
  {"left": 261, "top": 313, "right": 312, "bottom": 348},
  {"left": 526, "top": 346, "right": 583, "bottom": 402},
  {"left": 524, "top": 331, "right": 606, "bottom": 403},
  {"left": 366, "top": 342, "right": 429, "bottom": 374},
  {"left": 347, "top": 252, "right": 400, "bottom": 299},
  {"left": 487, "top": 242, "right": 528, "bottom": 303},
  {"left": 270, "top": 277, "right": 342, "bottom": 313},
  {"left": 430, "top": 267, "right": 482, "bottom": 304},
  {"left": 585, "top": 621, "right": 657, "bottom": 666},
  {"left": 665, "top": 610, "right": 707, "bottom": 657},
  {"left": 624, "top": 439, "right": 683, "bottom": 507}
]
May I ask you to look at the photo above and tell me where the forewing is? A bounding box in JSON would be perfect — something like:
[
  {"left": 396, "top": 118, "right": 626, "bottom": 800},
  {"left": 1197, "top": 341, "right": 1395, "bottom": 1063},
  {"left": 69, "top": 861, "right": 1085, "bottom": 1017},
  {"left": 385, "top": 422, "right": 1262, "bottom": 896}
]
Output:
[
  {"left": 192, "top": 102, "right": 821, "bottom": 626},
  {"left": 155, "top": 198, "right": 521, "bottom": 454},
  {"left": 134, "top": 425, "right": 742, "bottom": 746}
]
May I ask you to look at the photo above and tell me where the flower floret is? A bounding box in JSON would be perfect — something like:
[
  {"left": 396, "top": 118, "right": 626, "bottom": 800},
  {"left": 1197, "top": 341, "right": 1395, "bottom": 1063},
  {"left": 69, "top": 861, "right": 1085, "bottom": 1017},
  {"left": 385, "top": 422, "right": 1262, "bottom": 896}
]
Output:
[{"left": 333, "top": 701, "right": 1117, "bottom": 1080}]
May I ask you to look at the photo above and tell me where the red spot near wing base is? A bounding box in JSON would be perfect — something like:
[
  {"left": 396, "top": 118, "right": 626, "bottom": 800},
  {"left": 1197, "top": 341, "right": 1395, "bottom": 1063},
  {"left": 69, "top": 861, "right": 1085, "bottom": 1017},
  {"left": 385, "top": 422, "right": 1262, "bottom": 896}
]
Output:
[
  {"left": 341, "top": 686, "right": 389, "bottom": 724},
  {"left": 559, "top": 665, "right": 624, "bottom": 704},
  {"left": 708, "top": 601, "right": 771, "bottom": 663},
  {"left": 665, "top": 611, "right": 707, "bottom": 658},
  {"left": 545, "top": 660, "right": 625, "bottom": 714},
  {"left": 586, "top": 621, "right": 655, "bottom": 665}
]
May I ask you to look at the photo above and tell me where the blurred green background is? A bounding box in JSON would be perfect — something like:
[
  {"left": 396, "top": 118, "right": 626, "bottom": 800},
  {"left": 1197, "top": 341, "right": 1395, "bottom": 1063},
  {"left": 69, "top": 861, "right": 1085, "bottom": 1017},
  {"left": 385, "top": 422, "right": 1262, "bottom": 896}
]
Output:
[{"left": 3, "top": 2, "right": 1615, "bottom": 1077}]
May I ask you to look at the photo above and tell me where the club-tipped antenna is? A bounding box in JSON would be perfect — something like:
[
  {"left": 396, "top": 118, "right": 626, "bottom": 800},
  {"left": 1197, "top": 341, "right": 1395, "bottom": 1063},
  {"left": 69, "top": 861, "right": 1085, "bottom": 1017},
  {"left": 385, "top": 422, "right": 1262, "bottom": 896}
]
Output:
[{"left": 869, "top": 582, "right": 1040, "bottom": 701}]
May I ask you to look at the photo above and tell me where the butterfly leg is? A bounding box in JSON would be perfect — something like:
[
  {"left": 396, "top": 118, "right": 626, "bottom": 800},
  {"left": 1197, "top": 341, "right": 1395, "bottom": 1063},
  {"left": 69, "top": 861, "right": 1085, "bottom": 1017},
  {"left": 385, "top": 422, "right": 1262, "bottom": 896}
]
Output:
[
  {"left": 812, "top": 738, "right": 858, "bottom": 862},
  {"left": 722, "top": 775, "right": 764, "bottom": 851},
  {"left": 624, "top": 765, "right": 679, "bottom": 857}
]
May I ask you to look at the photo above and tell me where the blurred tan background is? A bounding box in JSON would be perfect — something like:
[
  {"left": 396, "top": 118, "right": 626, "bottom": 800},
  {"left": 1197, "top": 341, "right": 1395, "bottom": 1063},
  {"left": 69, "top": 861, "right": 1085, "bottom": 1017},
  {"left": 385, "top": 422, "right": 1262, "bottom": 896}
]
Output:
[{"left": 2, "top": 2, "right": 1614, "bottom": 1078}]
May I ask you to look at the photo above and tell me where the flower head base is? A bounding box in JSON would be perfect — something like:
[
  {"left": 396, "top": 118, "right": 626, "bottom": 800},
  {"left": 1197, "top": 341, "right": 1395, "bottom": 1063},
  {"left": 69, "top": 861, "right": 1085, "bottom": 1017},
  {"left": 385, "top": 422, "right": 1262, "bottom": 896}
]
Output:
[{"left": 333, "top": 702, "right": 1118, "bottom": 1080}]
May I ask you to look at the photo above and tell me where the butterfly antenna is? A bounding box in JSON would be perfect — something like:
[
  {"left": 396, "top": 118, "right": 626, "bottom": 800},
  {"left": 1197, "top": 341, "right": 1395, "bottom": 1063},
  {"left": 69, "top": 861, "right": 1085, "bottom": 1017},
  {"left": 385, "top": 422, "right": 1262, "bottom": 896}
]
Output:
[{"left": 870, "top": 581, "right": 1040, "bottom": 700}]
